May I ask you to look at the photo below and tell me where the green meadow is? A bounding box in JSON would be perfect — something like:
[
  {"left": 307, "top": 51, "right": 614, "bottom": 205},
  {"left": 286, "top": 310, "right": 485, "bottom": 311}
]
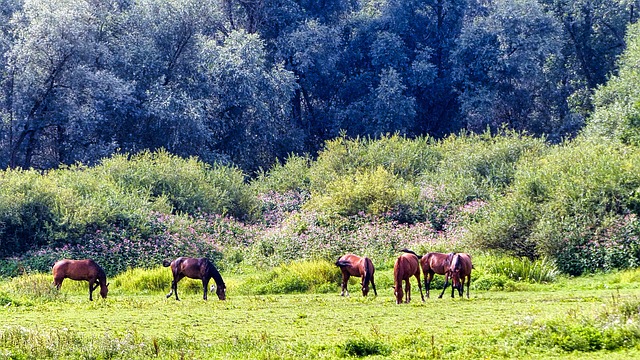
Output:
[{"left": 3, "top": 266, "right": 640, "bottom": 359}]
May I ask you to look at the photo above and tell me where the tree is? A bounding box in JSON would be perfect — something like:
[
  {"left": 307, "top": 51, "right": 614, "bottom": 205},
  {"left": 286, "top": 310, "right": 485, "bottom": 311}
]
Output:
[
  {"left": 452, "top": 0, "right": 566, "bottom": 137},
  {"left": 3, "top": 0, "right": 133, "bottom": 168},
  {"left": 585, "top": 22, "right": 640, "bottom": 145},
  {"left": 199, "top": 30, "right": 299, "bottom": 173}
]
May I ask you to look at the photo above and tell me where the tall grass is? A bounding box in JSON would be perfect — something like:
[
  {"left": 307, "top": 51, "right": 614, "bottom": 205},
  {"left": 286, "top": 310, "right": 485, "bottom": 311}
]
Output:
[
  {"left": 236, "top": 260, "right": 341, "bottom": 295},
  {"left": 483, "top": 255, "right": 559, "bottom": 283}
]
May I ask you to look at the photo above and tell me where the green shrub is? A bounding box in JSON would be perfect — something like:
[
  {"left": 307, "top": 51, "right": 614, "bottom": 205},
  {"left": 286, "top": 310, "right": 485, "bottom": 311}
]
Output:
[
  {"left": 237, "top": 260, "right": 340, "bottom": 295},
  {"left": 485, "top": 255, "right": 559, "bottom": 283},
  {"left": 308, "top": 134, "right": 440, "bottom": 192},
  {"left": 99, "top": 150, "right": 257, "bottom": 220},
  {"left": 470, "top": 139, "right": 640, "bottom": 274},
  {"left": 305, "top": 166, "right": 419, "bottom": 217},
  {"left": 252, "top": 154, "right": 312, "bottom": 194},
  {"left": 340, "top": 338, "right": 390, "bottom": 357}
]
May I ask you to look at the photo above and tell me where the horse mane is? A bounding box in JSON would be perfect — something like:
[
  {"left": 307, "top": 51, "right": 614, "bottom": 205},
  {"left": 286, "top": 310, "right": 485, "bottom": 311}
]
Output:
[
  {"left": 205, "top": 259, "right": 225, "bottom": 288},
  {"left": 400, "top": 248, "right": 422, "bottom": 259},
  {"left": 362, "top": 257, "right": 373, "bottom": 288}
]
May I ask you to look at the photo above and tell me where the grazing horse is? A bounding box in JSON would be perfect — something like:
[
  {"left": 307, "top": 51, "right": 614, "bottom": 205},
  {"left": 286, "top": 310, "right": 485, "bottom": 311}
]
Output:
[
  {"left": 401, "top": 249, "right": 454, "bottom": 299},
  {"left": 163, "top": 257, "right": 226, "bottom": 301},
  {"left": 335, "top": 254, "right": 377, "bottom": 297},
  {"left": 393, "top": 252, "right": 424, "bottom": 304},
  {"left": 52, "top": 259, "right": 109, "bottom": 301},
  {"left": 445, "top": 253, "right": 473, "bottom": 298}
]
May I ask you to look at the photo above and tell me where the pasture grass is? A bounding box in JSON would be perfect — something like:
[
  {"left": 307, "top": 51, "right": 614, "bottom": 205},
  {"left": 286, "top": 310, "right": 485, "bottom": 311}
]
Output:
[{"left": 2, "top": 267, "right": 640, "bottom": 359}]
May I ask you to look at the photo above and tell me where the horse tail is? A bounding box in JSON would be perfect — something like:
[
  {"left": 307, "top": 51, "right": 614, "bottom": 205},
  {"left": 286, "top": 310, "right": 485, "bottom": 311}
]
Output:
[
  {"left": 162, "top": 260, "right": 172, "bottom": 267},
  {"left": 335, "top": 259, "right": 351, "bottom": 268},
  {"left": 400, "top": 248, "right": 422, "bottom": 259}
]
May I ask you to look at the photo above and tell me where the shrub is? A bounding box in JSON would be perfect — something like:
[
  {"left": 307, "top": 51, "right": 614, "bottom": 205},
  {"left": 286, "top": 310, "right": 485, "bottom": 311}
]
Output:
[
  {"left": 305, "top": 167, "right": 419, "bottom": 217},
  {"left": 236, "top": 260, "right": 341, "bottom": 295},
  {"left": 340, "top": 338, "right": 390, "bottom": 357},
  {"left": 469, "top": 139, "right": 640, "bottom": 274},
  {"left": 484, "top": 255, "right": 559, "bottom": 283},
  {"left": 99, "top": 150, "right": 258, "bottom": 220}
]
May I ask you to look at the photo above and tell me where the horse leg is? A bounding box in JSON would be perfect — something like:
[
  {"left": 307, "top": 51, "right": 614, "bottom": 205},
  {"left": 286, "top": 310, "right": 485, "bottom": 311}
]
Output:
[
  {"left": 166, "top": 277, "right": 175, "bottom": 299},
  {"left": 341, "top": 272, "right": 349, "bottom": 296},
  {"left": 404, "top": 279, "right": 411, "bottom": 303},
  {"left": 416, "top": 274, "right": 425, "bottom": 302},
  {"left": 424, "top": 273, "right": 432, "bottom": 299},
  {"left": 53, "top": 277, "right": 63, "bottom": 290},
  {"left": 438, "top": 273, "right": 449, "bottom": 299},
  {"left": 202, "top": 278, "right": 209, "bottom": 301},
  {"left": 88, "top": 280, "right": 95, "bottom": 301}
]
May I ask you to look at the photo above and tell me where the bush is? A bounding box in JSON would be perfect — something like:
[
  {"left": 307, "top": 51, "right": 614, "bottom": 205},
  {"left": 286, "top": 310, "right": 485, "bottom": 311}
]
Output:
[
  {"left": 469, "top": 139, "right": 640, "bottom": 274},
  {"left": 305, "top": 167, "right": 419, "bottom": 217},
  {"left": 484, "top": 255, "right": 559, "bottom": 283},
  {"left": 236, "top": 260, "right": 341, "bottom": 295},
  {"left": 340, "top": 338, "right": 390, "bottom": 357}
]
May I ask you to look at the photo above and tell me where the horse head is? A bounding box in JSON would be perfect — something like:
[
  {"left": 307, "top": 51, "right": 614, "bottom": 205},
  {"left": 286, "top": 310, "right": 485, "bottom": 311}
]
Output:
[
  {"left": 99, "top": 282, "right": 109, "bottom": 299},
  {"left": 216, "top": 284, "right": 226, "bottom": 300},
  {"left": 361, "top": 283, "right": 370, "bottom": 296},
  {"left": 394, "top": 286, "right": 403, "bottom": 304}
]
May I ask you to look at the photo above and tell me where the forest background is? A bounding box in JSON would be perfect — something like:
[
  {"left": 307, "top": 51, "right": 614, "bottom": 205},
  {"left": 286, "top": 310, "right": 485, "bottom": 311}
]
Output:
[{"left": 4, "top": 0, "right": 640, "bottom": 279}]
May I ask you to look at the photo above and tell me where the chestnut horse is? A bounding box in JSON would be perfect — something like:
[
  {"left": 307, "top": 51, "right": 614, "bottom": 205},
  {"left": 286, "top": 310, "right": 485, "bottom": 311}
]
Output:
[
  {"left": 445, "top": 253, "right": 473, "bottom": 298},
  {"left": 52, "top": 259, "right": 109, "bottom": 301},
  {"left": 163, "top": 257, "right": 226, "bottom": 301},
  {"left": 401, "top": 249, "right": 454, "bottom": 299},
  {"left": 393, "top": 252, "right": 424, "bottom": 304},
  {"left": 335, "top": 254, "right": 377, "bottom": 296}
]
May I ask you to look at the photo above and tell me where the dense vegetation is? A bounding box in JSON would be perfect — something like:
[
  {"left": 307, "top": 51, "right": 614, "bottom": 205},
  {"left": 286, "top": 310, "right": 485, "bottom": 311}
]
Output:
[
  {"left": 2, "top": 0, "right": 640, "bottom": 173},
  {"left": 1, "top": 130, "right": 640, "bottom": 278}
]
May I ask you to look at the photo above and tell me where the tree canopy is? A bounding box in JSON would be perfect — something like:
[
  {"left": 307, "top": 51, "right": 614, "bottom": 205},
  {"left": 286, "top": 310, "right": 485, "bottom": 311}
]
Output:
[{"left": 1, "top": 0, "right": 639, "bottom": 173}]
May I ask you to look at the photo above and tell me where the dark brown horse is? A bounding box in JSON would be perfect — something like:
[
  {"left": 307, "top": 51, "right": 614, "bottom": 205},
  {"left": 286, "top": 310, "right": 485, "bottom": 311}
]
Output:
[
  {"left": 335, "top": 254, "right": 377, "bottom": 297},
  {"left": 445, "top": 253, "right": 473, "bottom": 298},
  {"left": 52, "top": 259, "right": 109, "bottom": 301},
  {"left": 401, "top": 249, "right": 454, "bottom": 299},
  {"left": 163, "top": 257, "right": 226, "bottom": 301},
  {"left": 393, "top": 252, "right": 424, "bottom": 304}
]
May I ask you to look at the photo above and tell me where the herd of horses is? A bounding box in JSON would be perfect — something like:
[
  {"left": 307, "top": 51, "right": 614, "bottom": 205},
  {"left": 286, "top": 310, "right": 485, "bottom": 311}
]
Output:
[
  {"left": 51, "top": 249, "right": 472, "bottom": 304},
  {"left": 336, "top": 249, "right": 473, "bottom": 304}
]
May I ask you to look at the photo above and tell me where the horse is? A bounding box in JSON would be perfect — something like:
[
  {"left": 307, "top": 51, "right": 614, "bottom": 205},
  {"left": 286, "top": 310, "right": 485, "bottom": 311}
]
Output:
[
  {"left": 401, "top": 249, "right": 454, "bottom": 299},
  {"left": 52, "top": 259, "right": 109, "bottom": 301},
  {"left": 335, "top": 254, "right": 377, "bottom": 297},
  {"left": 163, "top": 257, "right": 226, "bottom": 301},
  {"left": 445, "top": 253, "right": 473, "bottom": 298},
  {"left": 393, "top": 252, "right": 424, "bottom": 304}
]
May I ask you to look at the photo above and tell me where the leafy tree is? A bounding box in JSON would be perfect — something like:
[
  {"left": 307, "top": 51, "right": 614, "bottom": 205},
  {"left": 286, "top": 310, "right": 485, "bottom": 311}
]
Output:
[
  {"left": 452, "top": 0, "right": 566, "bottom": 137},
  {"left": 585, "top": 22, "right": 640, "bottom": 145},
  {"left": 3, "top": 0, "right": 132, "bottom": 168}
]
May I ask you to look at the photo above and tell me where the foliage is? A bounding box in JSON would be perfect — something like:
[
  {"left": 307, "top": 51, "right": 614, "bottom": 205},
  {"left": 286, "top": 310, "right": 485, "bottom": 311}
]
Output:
[
  {"left": 483, "top": 255, "right": 559, "bottom": 283},
  {"left": 470, "top": 138, "right": 640, "bottom": 273},
  {"left": 236, "top": 260, "right": 340, "bottom": 295},
  {"left": 587, "top": 22, "right": 640, "bottom": 145}
]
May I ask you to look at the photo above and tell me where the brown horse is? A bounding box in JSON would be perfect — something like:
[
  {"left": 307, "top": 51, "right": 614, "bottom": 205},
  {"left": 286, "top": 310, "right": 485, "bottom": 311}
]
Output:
[
  {"left": 393, "top": 252, "right": 424, "bottom": 304},
  {"left": 52, "top": 259, "right": 109, "bottom": 301},
  {"left": 401, "top": 249, "right": 454, "bottom": 299},
  {"left": 445, "top": 253, "right": 473, "bottom": 298},
  {"left": 335, "top": 254, "right": 377, "bottom": 297},
  {"left": 163, "top": 257, "right": 226, "bottom": 301}
]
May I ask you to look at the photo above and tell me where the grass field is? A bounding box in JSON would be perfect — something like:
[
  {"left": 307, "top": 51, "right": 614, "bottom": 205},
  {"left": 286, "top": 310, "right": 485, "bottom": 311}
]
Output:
[{"left": 2, "top": 269, "right": 640, "bottom": 359}]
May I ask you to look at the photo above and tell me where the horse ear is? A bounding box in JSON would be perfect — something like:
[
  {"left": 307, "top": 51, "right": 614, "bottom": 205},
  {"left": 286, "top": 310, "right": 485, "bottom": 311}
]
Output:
[{"left": 106, "top": 283, "right": 110, "bottom": 287}]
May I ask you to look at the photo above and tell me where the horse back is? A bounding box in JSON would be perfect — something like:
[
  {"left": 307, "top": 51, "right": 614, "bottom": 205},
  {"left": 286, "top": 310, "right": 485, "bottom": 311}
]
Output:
[
  {"left": 423, "top": 252, "right": 452, "bottom": 275},
  {"left": 53, "top": 259, "right": 104, "bottom": 281},
  {"left": 396, "top": 253, "right": 420, "bottom": 280},
  {"left": 336, "top": 254, "right": 364, "bottom": 277}
]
